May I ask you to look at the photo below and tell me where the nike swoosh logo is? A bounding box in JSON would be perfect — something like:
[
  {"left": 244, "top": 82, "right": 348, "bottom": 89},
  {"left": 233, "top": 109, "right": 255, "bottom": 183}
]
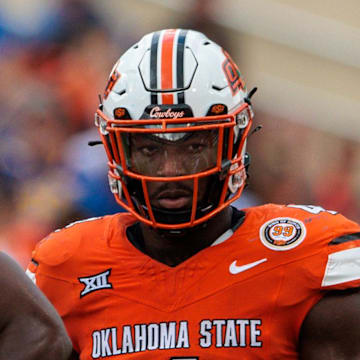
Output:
[{"left": 229, "top": 258, "right": 267, "bottom": 275}]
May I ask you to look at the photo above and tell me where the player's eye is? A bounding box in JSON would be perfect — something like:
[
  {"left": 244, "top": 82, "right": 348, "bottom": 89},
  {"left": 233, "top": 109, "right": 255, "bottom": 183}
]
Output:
[
  {"left": 138, "top": 145, "right": 160, "bottom": 156},
  {"left": 187, "top": 143, "right": 206, "bottom": 153}
]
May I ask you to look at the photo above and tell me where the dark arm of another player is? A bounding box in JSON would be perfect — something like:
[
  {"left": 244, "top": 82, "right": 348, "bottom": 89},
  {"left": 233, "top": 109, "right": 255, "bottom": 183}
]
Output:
[
  {"left": 299, "top": 288, "right": 360, "bottom": 359},
  {"left": 0, "top": 252, "right": 74, "bottom": 360}
]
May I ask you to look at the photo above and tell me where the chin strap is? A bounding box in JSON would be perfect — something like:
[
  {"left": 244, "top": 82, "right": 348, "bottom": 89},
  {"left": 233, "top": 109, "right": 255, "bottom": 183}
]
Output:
[
  {"left": 250, "top": 125, "right": 262, "bottom": 137},
  {"left": 88, "top": 140, "right": 102, "bottom": 146},
  {"left": 244, "top": 87, "right": 257, "bottom": 106}
]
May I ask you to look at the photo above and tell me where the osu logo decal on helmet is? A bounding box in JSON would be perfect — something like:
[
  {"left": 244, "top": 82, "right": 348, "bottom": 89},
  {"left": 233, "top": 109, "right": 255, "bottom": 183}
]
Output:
[{"left": 95, "top": 29, "right": 256, "bottom": 230}]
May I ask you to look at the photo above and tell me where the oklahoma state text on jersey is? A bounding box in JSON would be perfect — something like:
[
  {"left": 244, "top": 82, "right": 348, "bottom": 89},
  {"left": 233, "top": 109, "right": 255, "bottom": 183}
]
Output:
[{"left": 27, "top": 204, "right": 360, "bottom": 359}]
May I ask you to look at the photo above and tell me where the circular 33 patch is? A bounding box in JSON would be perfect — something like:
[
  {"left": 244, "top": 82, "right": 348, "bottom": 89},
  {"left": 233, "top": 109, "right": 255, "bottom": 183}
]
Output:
[{"left": 260, "top": 217, "right": 306, "bottom": 251}]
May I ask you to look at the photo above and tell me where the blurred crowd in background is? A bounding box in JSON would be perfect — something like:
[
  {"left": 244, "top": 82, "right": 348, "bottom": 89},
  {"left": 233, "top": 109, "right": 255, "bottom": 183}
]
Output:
[{"left": 1, "top": 0, "right": 359, "bottom": 267}]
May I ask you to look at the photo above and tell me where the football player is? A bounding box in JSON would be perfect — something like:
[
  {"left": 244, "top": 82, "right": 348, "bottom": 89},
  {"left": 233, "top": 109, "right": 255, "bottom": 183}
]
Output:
[
  {"left": 28, "top": 29, "right": 360, "bottom": 359},
  {"left": 0, "top": 252, "right": 75, "bottom": 359}
]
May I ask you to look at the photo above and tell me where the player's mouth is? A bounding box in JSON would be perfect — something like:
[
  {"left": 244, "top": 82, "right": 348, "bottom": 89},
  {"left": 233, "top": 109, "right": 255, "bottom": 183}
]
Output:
[{"left": 155, "top": 190, "right": 192, "bottom": 209}]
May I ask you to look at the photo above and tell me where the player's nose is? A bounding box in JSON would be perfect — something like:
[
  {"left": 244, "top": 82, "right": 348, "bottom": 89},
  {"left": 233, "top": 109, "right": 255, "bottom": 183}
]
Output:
[{"left": 156, "top": 149, "right": 187, "bottom": 177}]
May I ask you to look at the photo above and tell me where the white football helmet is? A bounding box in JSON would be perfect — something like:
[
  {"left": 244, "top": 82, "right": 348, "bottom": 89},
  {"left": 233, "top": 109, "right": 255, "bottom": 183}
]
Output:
[{"left": 95, "top": 29, "right": 254, "bottom": 229}]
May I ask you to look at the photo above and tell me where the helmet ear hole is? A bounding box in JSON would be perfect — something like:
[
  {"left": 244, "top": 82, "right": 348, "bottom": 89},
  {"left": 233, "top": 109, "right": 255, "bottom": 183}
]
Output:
[
  {"left": 232, "top": 107, "right": 252, "bottom": 157},
  {"left": 236, "top": 111, "right": 250, "bottom": 129}
]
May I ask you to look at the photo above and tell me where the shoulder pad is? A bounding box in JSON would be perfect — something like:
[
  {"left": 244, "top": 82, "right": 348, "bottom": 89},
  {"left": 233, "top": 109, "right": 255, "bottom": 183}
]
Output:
[
  {"left": 32, "top": 217, "right": 104, "bottom": 266},
  {"left": 33, "top": 229, "right": 81, "bottom": 266},
  {"left": 248, "top": 204, "right": 360, "bottom": 252},
  {"left": 261, "top": 204, "right": 349, "bottom": 224}
]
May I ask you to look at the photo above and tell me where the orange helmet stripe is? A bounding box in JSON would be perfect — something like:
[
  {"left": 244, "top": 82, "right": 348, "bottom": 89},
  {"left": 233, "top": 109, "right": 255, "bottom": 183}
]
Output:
[{"left": 161, "top": 29, "right": 176, "bottom": 104}]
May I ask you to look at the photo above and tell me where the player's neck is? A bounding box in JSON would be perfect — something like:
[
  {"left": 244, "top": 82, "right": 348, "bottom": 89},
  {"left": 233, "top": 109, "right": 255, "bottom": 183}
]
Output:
[{"left": 139, "top": 207, "right": 233, "bottom": 267}]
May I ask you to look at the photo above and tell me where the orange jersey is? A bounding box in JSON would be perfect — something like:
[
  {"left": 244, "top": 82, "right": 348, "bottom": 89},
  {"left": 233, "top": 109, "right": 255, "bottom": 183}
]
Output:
[{"left": 27, "top": 204, "right": 360, "bottom": 359}]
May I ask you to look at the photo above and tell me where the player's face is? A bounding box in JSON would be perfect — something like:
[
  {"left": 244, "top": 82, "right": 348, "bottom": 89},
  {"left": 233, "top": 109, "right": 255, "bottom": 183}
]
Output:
[{"left": 129, "top": 131, "right": 218, "bottom": 209}]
